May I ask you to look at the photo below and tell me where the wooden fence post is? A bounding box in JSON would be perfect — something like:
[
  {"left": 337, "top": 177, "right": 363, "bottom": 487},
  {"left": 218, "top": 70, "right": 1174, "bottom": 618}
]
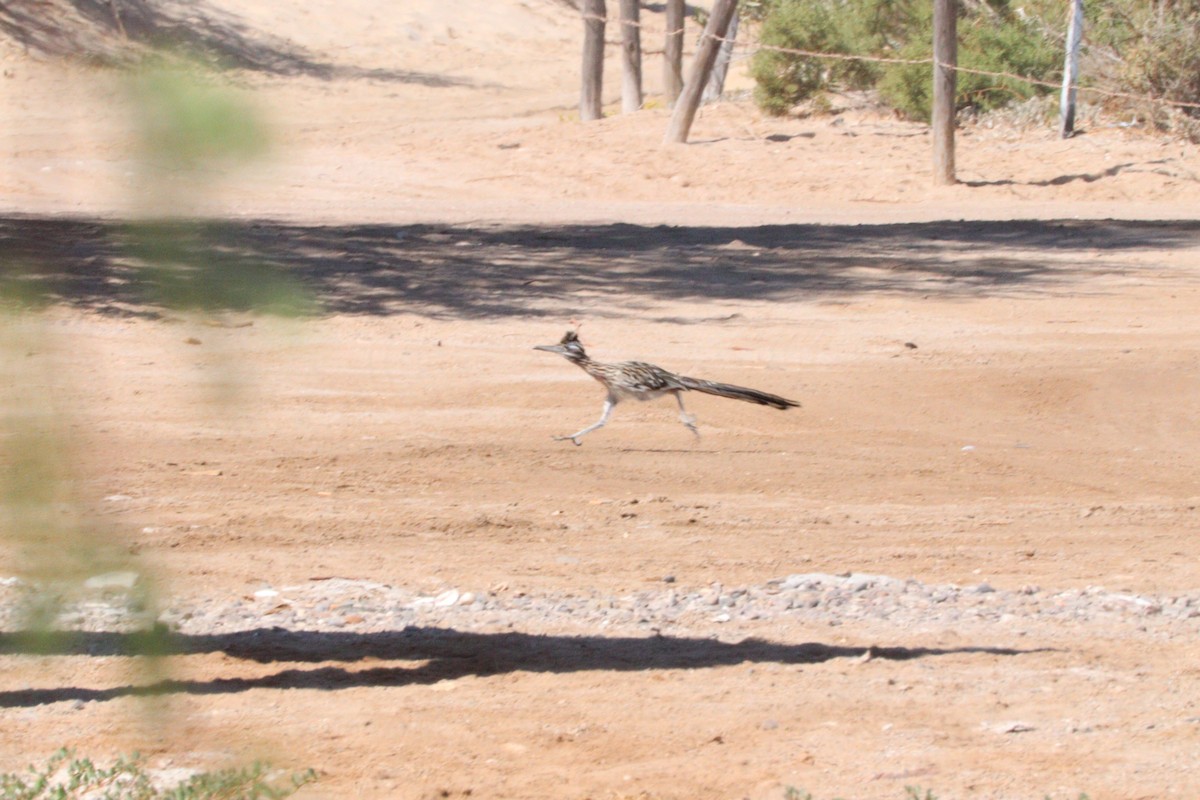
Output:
[
  {"left": 1060, "top": 0, "right": 1084, "bottom": 138},
  {"left": 580, "top": 0, "right": 606, "bottom": 121},
  {"left": 931, "top": 0, "right": 957, "bottom": 185},
  {"left": 702, "top": 9, "right": 738, "bottom": 104},
  {"left": 619, "top": 0, "right": 643, "bottom": 113},
  {"left": 664, "top": 0, "right": 737, "bottom": 144},
  {"left": 663, "top": 0, "right": 684, "bottom": 106}
]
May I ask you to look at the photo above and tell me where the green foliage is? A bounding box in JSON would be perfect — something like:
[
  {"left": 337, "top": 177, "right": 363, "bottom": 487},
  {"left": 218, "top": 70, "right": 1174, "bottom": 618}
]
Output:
[
  {"left": 777, "top": 788, "right": 1095, "bottom": 800},
  {"left": 128, "top": 65, "right": 269, "bottom": 173},
  {"left": 118, "top": 63, "right": 312, "bottom": 317},
  {"left": 751, "top": 0, "right": 1200, "bottom": 133},
  {"left": 750, "top": 0, "right": 907, "bottom": 115},
  {"left": 2, "top": 62, "right": 311, "bottom": 318},
  {"left": 875, "top": 2, "right": 1060, "bottom": 120},
  {"left": 1087, "top": 0, "right": 1200, "bottom": 136},
  {"left": 123, "top": 220, "right": 314, "bottom": 316},
  {"left": 903, "top": 787, "right": 938, "bottom": 800},
  {"left": 0, "top": 750, "right": 317, "bottom": 800},
  {"left": 751, "top": 0, "right": 842, "bottom": 115},
  {"left": 781, "top": 788, "right": 814, "bottom": 800},
  {"left": 750, "top": 0, "right": 1059, "bottom": 119}
]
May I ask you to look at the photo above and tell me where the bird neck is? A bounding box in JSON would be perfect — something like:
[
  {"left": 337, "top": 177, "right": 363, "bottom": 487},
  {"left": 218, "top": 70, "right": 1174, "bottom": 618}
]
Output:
[
  {"left": 565, "top": 350, "right": 604, "bottom": 377},
  {"left": 565, "top": 350, "right": 592, "bottom": 368}
]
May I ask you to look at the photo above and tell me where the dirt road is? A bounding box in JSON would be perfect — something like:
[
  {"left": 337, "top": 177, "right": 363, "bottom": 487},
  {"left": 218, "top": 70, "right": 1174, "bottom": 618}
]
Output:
[{"left": 3, "top": 2, "right": 1200, "bottom": 798}]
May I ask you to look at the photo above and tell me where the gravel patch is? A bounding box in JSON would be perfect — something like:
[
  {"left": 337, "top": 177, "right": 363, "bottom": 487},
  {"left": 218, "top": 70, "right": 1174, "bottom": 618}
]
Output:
[{"left": 2, "top": 572, "right": 1197, "bottom": 642}]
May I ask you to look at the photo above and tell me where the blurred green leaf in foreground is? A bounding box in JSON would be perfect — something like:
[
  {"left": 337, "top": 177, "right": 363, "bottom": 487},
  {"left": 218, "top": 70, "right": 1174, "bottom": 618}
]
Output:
[{"left": 2, "top": 57, "right": 311, "bottom": 644}]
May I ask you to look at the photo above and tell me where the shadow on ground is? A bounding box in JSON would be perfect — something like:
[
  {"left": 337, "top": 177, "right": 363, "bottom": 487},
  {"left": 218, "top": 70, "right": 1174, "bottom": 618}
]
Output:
[
  {"left": 0, "top": 626, "right": 1047, "bottom": 706},
  {"left": 3, "top": 216, "right": 1199, "bottom": 320},
  {"left": 0, "top": 0, "right": 469, "bottom": 85}
]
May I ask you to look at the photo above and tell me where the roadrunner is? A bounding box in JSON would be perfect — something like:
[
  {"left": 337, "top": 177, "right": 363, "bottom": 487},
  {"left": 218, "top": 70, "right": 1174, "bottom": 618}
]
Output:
[{"left": 534, "top": 330, "right": 799, "bottom": 445}]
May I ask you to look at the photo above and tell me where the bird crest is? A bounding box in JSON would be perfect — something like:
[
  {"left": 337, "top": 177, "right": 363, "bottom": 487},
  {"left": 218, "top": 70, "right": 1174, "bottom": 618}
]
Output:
[{"left": 558, "top": 330, "right": 585, "bottom": 356}]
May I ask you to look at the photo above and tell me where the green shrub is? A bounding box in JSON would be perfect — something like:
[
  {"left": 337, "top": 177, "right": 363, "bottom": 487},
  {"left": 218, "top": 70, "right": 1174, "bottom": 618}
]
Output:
[
  {"left": 750, "top": 0, "right": 1200, "bottom": 134},
  {"left": 751, "top": 0, "right": 838, "bottom": 115},
  {"left": 750, "top": 0, "right": 1059, "bottom": 120},
  {"left": 750, "top": 0, "right": 898, "bottom": 114},
  {"left": 876, "top": 2, "right": 1060, "bottom": 120},
  {"left": 1087, "top": 0, "right": 1200, "bottom": 135}
]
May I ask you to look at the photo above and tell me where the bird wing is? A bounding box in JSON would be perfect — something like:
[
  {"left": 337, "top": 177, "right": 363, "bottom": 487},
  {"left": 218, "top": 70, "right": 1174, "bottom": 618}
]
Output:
[{"left": 616, "top": 361, "right": 689, "bottom": 392}]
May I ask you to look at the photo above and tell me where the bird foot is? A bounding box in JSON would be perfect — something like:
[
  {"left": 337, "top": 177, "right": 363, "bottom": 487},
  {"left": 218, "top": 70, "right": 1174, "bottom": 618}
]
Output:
[{"left": 552, "top": 435, "right": 583, "bottom": 446}]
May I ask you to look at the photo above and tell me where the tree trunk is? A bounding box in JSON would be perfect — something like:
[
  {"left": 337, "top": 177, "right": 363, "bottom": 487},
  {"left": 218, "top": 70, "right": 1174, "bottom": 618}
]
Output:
[
  {"left": 663, "top": 0, "right": 684, "bottom": 106},
  {"left": 619, "top": 0, "right": 642, "bottom": 113},
  {"left": 664, "top": 0, "right": 737, "bottom": 144},
  {"left": 1060, "top": 0, "right": 1084, "bottom": 138},
  {"left": 931, "top": 0, "right": 957, "bottom": 185},
  {"left": 702, "top": 10, "right": 738, "bottom": 104},
  {"left": 580, "top": 0, "right": 607, "bottom": 121}
]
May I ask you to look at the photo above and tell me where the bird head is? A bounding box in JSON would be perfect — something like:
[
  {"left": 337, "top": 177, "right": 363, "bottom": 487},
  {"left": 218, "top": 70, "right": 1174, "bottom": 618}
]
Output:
[{"left": 534, "top": 330, "right": 587, "bottom": 360}]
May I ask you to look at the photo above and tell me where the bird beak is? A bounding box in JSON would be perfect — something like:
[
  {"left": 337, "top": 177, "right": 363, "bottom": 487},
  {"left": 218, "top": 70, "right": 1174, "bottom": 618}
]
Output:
[{"left": 533, "top": 344, "right": 566, "bottom": 354}]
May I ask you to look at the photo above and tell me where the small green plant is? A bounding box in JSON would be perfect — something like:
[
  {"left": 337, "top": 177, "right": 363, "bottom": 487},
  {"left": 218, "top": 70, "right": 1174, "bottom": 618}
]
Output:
[
  {"left": 0, "top": 749, "right": 317, "bottom": 800},
  {"left": 769, "top": 788, "right": 1090, "bottom": 800}
]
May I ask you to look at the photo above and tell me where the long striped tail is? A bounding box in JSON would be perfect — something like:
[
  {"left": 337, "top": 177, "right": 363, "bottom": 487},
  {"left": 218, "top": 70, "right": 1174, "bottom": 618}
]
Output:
[{"left": 677, "top": 376, "right": 800, "bottom": 410}]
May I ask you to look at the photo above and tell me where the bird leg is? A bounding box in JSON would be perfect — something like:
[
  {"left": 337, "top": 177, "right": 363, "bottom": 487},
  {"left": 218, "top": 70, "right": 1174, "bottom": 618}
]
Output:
[
  {"left": 554, "top": 397, "right": 615, "bottom": 446},
  {"left": 675, "top": 392, "right": 699, "bottom": 437}
]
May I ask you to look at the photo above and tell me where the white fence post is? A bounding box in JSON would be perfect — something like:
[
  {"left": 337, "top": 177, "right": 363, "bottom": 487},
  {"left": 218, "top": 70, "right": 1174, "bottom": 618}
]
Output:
[{"left": 1060, "top": 0, "right": 1085, "bottom": 138}]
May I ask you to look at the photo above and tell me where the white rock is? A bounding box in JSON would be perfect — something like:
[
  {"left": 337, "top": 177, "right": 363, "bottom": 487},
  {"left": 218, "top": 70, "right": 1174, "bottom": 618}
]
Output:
[
  {"left": 83, "top": 571, "right": 140, "bottom": 590},
  {"left": 434, "top": 589, "right": 460, "bottom": 607}
]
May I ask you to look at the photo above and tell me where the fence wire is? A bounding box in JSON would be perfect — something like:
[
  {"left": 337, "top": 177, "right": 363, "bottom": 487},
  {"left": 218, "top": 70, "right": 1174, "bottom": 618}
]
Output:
[{"left": 582, "top": 10, "right": 1200, "bottom": 113}]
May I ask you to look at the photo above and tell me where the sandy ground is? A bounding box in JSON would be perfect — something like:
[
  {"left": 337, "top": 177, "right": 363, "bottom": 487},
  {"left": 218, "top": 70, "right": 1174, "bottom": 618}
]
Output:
[{"left": 2, "top": 2, "right": 1200, "bottom": 798}]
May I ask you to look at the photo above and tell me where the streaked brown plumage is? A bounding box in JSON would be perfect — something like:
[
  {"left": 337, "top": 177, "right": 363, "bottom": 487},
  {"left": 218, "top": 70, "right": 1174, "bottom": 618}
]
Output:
[{"left": 534, "top": 330, "right": 799, "bottom": 445}]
